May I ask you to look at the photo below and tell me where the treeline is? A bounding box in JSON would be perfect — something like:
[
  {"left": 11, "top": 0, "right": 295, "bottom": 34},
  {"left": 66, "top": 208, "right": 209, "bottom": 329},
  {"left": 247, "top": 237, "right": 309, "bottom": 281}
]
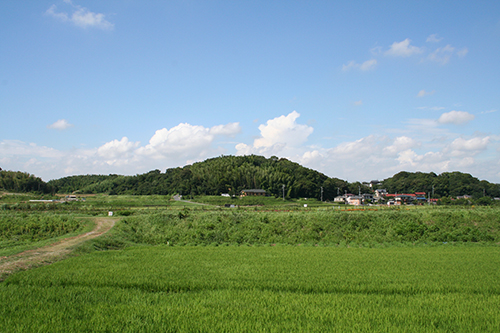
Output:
[
  {"left": 0, "top": 170, "right": 53, "bottom": 194},
  {"left": 48, "top": 156, "right": 358, "bottom": 200},
  {"left": 4, "top": 156, "right": 500, "bottom": 200},
  {"left": 381, "top": 171, "right": 500, "bottom": 199}
]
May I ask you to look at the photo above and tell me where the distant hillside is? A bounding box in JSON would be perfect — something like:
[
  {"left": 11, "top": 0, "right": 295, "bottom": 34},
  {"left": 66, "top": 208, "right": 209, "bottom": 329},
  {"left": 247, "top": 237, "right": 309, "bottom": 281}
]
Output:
[
  {"left": 5, "top": 157, "right": 500, "bottom": 200},
  {"left": 381, "top": 171, "right": 500, "bottom": 199},
  {"left": 0, "top": 170, "right": 53, "bottom": 194},
  {"left": 48, "top": 155, "right": 354, "bottom": 200}
]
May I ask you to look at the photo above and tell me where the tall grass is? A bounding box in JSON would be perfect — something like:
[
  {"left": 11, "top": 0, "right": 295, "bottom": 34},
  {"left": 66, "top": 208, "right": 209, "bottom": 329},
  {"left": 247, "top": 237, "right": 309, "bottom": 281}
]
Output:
[
  {"left": 0, "top": 212, "right": 85, "bottom": 256},
  {"left": 115, "top": 207, "right": 500, "bottom": 246}
]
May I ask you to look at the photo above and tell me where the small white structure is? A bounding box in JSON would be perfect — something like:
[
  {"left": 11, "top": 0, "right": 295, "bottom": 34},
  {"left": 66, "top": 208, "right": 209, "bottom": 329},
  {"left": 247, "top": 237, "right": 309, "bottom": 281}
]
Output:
[{"left": 108, "top": 211, "right": 113, "bottom": 216}]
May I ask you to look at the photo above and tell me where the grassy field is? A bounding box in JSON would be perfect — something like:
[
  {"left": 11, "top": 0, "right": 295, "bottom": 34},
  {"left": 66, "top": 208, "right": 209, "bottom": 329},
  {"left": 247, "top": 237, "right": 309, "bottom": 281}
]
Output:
[
  {"left": 0, "top": 212, "right": 91, "bottom": 257},
  {"left": 1, "top": 194, "right": 500, "bottom": 332},
  {"left": 1, "top": 246, "right": 499, "bottom": 332}
]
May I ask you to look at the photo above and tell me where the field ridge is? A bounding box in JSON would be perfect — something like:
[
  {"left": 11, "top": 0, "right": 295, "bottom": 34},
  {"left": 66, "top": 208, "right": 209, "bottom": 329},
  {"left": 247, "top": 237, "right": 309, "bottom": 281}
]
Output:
[{"left": 0, "top": 217, "right": 117, "bottom": 281}]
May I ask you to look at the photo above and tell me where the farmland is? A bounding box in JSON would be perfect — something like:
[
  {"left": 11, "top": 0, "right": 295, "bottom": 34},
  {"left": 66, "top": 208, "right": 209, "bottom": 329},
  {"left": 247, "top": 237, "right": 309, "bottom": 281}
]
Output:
[
  {"left": 2, "top": 246, "right": 500, "bottom": 332},
  {"left": 1, "top": 194, "right": 500, "bottom": 332}
]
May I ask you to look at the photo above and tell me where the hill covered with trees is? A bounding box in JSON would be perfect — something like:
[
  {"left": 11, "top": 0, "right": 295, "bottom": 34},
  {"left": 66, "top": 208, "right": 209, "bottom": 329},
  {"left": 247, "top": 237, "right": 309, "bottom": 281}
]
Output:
[
  {"left": 380, "top": 171, "right": 500, "bottom": 199},
  {"left": 0, "top": 170, "right": 53, "bottom": 194},
  {"left": 3, "top": 156, "right": 499, "bottom": 200},
  {"left": 47, "top": 155, "right": 353, "bottom": 200}
]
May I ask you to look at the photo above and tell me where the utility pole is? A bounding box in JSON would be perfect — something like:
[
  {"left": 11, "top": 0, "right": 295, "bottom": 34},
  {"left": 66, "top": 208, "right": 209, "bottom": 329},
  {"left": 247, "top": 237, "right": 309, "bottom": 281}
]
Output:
[
  {"left": 321, "top": 187, "right": 323, "bottom": 202},
  {"left": 282, "top": 184, "right": 285, "bottom": 201}
]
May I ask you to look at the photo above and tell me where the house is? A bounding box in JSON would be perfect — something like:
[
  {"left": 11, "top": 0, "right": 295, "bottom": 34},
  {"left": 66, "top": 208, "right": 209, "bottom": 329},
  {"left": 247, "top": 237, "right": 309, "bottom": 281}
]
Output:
[
  {"left": 334, "top": 193, "right": 355, "bottom": 203},
  {"left": 362, "top": 193, "right": 373, "bottom": 201},
  {"left": 346, "top": 196, "right": 363, "bottom": 206},
  {"left": 374, "top": 189, "right": 387, "bottom": 198},
  {"left": 241, "top": 189, "right": 267, "bottom": 197},
  {"left": 334, "top": 196, "right": 346, "bottom": 203}
]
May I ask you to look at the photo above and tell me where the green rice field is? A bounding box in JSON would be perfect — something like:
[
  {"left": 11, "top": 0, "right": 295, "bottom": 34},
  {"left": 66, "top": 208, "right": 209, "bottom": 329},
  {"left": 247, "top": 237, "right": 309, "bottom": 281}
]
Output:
[{"left": 1, "top": 245, "right": 499, "bottom": 332}]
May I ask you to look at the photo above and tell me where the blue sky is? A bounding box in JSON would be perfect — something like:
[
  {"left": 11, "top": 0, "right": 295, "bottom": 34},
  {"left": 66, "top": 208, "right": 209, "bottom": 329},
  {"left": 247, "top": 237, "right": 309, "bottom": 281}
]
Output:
[{"left": 1, "top": 0, "right": 499, "bottom": 183}]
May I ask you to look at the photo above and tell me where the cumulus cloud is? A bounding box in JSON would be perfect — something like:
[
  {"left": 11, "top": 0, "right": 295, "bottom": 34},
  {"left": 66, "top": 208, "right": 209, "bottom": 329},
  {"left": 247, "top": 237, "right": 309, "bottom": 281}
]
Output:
[
  {"left": 236, "top": 111, "right": 313, "bottom": 156},
  {"left": 438, "top": 111, "right": 475, "bottom": 125},
  {"left": 97, "top": 137, "right": 140, "bottom": 165},
  {"left": 0, "top": 120, "right": 241, "bottom": 180},
  {"left": 137, "top": 122, "right": 240, "bottom": 159},
  {"left": 383, "top": 136, "right": 418, "bottom": 156},
  {"left": 45, "top": 1, "right": 114, "bottom": 30},
  {"left": 449, "top": 137, "right": 490, "bottom": 154},
  {"left": 417, "top": 90, "right": 435, "bottom": 97},
  {"left": 47, "top": 119, "right": 73, "bottom": 130},
  {"left": 426, "top": 34, "right": 443, "bottom": 43},
  {"left": 385, "top": 39, "right": 423, "bottom": 57},
  {"left": 342, "top": 59, "right": 377, "bottom": 71}
]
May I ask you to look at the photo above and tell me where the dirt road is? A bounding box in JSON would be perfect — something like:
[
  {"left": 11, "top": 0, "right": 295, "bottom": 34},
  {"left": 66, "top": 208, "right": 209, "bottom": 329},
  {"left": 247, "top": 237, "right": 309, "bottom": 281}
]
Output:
[{"left": 0, "top": 217, "right": 117, "bottom": 281}]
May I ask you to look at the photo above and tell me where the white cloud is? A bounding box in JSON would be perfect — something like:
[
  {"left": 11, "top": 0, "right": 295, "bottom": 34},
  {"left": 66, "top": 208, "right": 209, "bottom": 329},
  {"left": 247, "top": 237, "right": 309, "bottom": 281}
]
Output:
[
  {"left": 137, "top": 122, "right": 240, "bottom": 158},
  {"left": 385, "top": 39, "right": 424, "bottom": 57},
  {"left": 342, "top": 59, "right": 377, "bottom": 71},
  {"left": 353, "top": 100, "right": 363, "bottom": 106},
  {"left": 359, "top": 59, "right": 377, "bottom": 71},
  {"left": 457, "top": 48, "right": 469, "bottom": 57},
  {"left": 426, "top": 34, "right": 443, "bottom": 43},
  {"left": 481, "top": 109, "right": 497, "bottom": 114},
  {"left": 45, "top": 2, "right": 114, "bottom": 30},
  {"left": 416, "top": 106, "right": 445, "bottom": 111},
  {"left": 430, "top": 106, "right": 446, "bottom": 111},
  {"left": 438, "top": 111, "right": 475, "bottom": 125},
  {"left": 370, "top": 46, "right": 383, "bottom": 55},
  {"left": 417, "top": 90, "right": 435, "bottom": 97},
  {"left": 427, "top": 45, "right": 455, "bottom": 64},
  {"left": 449, "top": 137, "right": 490, "bottom": 154},
  {"left": 0, "top": 140, "right": 64, "bottom": 159},
  {"left": 236, "top": 111, "right": 313, "bottom": 156},
  {"left": 383, "top": 136, "right": 418, "bottom": 156},
  {"left": 47, "top": 119, "right": 73, "bottom": 130},
  {"left": 0, "top": 121, "right": 241, "bottom": 180},
  {"left": 97, "top": 137, "right": 140, "bottom": 165},
  {"left": 209, "top": 123, "right": 241, "bottom": 136}
]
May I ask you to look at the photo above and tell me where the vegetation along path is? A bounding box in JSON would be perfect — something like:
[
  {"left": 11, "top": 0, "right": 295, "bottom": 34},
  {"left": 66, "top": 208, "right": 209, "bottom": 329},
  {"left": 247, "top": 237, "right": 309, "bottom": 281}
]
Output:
[{"left": 0, "top": 217, "right": 117, "bottom": 281}]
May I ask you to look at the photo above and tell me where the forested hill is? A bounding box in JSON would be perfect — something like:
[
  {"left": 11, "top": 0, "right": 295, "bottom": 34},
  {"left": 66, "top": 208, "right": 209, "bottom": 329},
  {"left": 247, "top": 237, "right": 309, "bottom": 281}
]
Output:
[
  {"left": 4, "top": 156, "right": 500, "bottom": 199},
  {"left": 47, "top": 155, "right": 352, "bottom": 200},
  {"left": 0, "top": 170, "right": 53, "bottom": 194},
  {"left": 381, "top": 171, "right": 500, "bottom": 199}
]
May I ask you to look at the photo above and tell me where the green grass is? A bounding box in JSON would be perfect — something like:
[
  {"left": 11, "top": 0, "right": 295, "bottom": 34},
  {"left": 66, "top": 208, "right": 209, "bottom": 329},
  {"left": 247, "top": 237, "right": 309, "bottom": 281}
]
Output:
[
  {"left": 1, "top": 246, "right": 499, "bottom": 332},
  {"left": 112, "top": 207, "right": 500, "bottom": 246},
  {"left": 190, "top": 195, "right": 331, "bottom": 208},
  {"left": 0, "top": 212, "right": 92, "bottom": 256}
]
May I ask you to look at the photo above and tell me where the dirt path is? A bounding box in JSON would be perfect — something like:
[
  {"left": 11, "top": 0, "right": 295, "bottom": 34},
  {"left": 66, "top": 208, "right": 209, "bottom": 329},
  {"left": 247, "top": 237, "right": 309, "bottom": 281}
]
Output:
[{"left": 0, "top": 217, "right": 117, "bottom": 281}]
